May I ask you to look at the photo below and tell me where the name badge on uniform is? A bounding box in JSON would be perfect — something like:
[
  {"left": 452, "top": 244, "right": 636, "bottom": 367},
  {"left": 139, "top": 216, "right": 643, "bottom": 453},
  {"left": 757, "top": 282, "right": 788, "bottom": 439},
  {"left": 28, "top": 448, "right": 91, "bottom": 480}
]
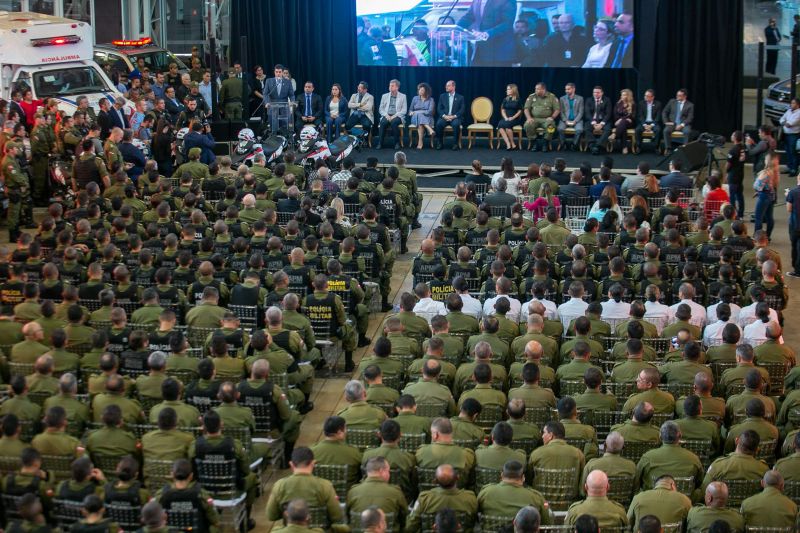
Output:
[{"left": 565, "top": 50, "right": 572, "bottom": 59}]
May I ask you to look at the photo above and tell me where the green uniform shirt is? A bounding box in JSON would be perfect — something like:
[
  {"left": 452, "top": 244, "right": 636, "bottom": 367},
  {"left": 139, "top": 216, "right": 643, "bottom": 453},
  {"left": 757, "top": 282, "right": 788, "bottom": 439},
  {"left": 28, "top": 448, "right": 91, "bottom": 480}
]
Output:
[
  {"left": 675, "top": 416, "right": 722, "bottom": 455},
  {"left": 574, "top": 389, "right": 618, "bottom": 412},
  {"left": 142, "top": 428, "right": 195, "bottom": 461},
  {"left": 31, "top": 430, "right": 80, "bottom": 457},
  {"left": 611, "top": 359, "right": 657, "bottom": 383},
  {"left": 402, "top": 379, "right": 457, "bottom": 416},
  {"left": 362, "top": 443, "right": 417, "bottom": 497},
  {"left": 394, "top": 412, "right": 431, "bottom": 436},
  {"left": 450, "top": 417, "right": 486, "bottom": 445},
  {"left": 336, "top": 400, "right": 387, "bottom": 429},
  {"left": 508, "top": 383, "right": 556, "bottom": 409},
  {"left": 185, "top": 302, "right": 228, "bottom": 328},
  {"left": 416, "top": 441, "right": 476, "bottom": 472},
  {"left": 458, "top": 383, "right": 507, "bottom": 409},
  {"left": 686, "top": 505, "right": 744, "bottom": 533},
  {"left": 26, "top": 373, "right": 59, "bottom": 395},
  {"left": 310, "top": 438, "right": 362, "bottom": 485},
  {"left": 627, "top": 482, "right": 693, "bottom": 532},
  {"left": 366, "top": 384, "right": 400, "bottom": 405},
  {"left": 0, "top": 396, "right": 41, "bottom": 421},
  {"left": 622, "top": 388, "right": 676, "bottom": 415},
  {"left": 346, "top": 477, "right": 408, "bottom": 520},
  {"left": 91, "top": 393, "right": 143, "bottom": 425},
  {"left": 773, "top": 452, "right": 800, "bottom": 482},
  {"left": 265, "top": 472, "right": 343, "bottom": 524},
  {"left": 406, "top": 486, "right": 478, "bottom": 533},
  {"left": 475, "top": 444, "right": 526, "bottom": 470},
  {"left": 580, "top": 453, "right": 636, "bottom": 494},
  {"left": 562, "top": 418, "right": 599, "bottom": 460},
  {"left": 85, "top": 426, "right": 138, "bottom": 458},
  {"left": 702, "top": 451, "right": 769, "bottom": 493},
  {"left": 136, "top": 372, "right": 168, "bottom": 399},
  {"left": 565, "top": 495, "right": 628, "bottom": 529},
  {"left": 10, "top": 339, "right": 49, "bottom": 363},
  {"left": 723, "top": 417, "right": 779, "bottom": 453},
  {"left": 477, "top": 480, "right": 550, "bottom": 523},
  {"left": 740, "top": 485, "right": 798, "bottom": 529},
  {"left": 636, "top": 443, "right": 704, "bottom": 491},
  {"left": 149, "top": 400, "right": 201, "bottom": 428},
  {"left": 528, "top": 439, "right": 585, "bottom": 495},
  {"left": 609, "top": 420, "right": 660, "bottom": 444}
]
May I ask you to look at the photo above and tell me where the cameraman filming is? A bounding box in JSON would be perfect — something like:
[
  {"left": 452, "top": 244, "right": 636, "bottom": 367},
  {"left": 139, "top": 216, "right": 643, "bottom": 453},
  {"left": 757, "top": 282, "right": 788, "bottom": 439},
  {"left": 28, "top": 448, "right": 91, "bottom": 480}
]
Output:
[{"left": 183, "top": 120, "right": 216, "bottom": 165}]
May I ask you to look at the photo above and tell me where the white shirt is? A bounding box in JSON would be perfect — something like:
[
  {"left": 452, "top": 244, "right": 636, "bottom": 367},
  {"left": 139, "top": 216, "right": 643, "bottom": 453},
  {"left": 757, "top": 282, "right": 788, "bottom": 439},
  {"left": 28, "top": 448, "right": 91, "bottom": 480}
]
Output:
[
  {"left": 737, "top": 303, "right": 779, "bottom": 329},
  {"left": 459, "top": 293, "right": 484, "bottom": 320},
  {"left": 781, "top": 107, "right": 800, "bottom": 134},
  {"left": 706, "top": 302, "right": 741, "bottom": 325},
  {"left": 743, "top": 321, "right": 770, "bottom": 347},
  {"left": 644, "top": 301, "right": 673, "bottom": 334},
  {"left": 483, "top": 295, "right": 522, "bottom": 323},
  {"left": 601, "top": 300, "right": 631, "bottom": 321},
  {"left": 413, "top": 298, "right": 447, "bottom": 322},
  {"left": 558, "top": 298, "right": 589, "bottom": 330},
  {"left": 582, "top": 41, "right": 613, "bottom": 68},
  {"left": 669, "top": 298, "right": 707, "bottom": 329},
  {"left": 519, "top": 298, "right": 558, "bottom": 324},
  {"left": 702, "top": 320, "right": 740, "bottom": 347},
  {"left": 491, "top": 171, "right": 522, "bottom": 195}
]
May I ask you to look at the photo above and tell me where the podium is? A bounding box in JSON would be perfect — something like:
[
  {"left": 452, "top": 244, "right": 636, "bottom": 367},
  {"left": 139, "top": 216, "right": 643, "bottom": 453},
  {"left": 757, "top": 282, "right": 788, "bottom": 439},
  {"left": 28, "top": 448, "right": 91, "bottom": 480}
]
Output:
[
  {"left": 431, "top": 25, "right": 476, "bottom": 67},
  {"left": 265, "top": 100, "right": 295, "bottom": 135}
]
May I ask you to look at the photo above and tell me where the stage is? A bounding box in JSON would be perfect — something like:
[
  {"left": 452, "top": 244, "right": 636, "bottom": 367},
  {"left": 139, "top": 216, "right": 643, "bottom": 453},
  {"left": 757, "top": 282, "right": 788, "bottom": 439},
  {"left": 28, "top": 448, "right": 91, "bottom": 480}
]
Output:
[{"left": 346, "top": 144, "right": 669, "bottom": 188}]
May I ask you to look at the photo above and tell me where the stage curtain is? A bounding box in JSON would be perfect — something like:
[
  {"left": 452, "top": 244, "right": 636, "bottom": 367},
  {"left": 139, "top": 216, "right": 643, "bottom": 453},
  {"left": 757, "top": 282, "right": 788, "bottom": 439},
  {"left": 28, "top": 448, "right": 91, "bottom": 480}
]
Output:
[{"left": 231, "top": 0, "right": 742, "bottom": 136}]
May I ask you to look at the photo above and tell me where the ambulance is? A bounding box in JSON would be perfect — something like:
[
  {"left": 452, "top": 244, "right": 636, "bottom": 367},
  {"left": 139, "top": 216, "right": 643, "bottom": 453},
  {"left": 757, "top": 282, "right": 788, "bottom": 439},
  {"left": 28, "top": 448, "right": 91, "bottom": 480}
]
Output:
[{"left": 0, "top": 11, "right": 130, "bottom": 116}]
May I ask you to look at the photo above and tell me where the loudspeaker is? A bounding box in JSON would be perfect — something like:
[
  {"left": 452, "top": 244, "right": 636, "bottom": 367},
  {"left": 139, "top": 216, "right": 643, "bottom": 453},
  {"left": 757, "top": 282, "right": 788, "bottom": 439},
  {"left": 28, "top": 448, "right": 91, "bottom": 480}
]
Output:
[
  {"left": 669, "top": 140, "right": 707, "bottom": 173},
  {"left": 210, "top": 120, "right": 246, "bottom": 142}
]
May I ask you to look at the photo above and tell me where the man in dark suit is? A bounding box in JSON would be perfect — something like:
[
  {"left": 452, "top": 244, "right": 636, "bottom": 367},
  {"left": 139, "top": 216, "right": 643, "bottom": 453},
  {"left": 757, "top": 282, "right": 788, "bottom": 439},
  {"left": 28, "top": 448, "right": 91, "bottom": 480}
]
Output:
[
  {"left": 483, "top": 177, "right": 516, "bottom": 217},
  {"left": 434, "top": 80, "right": 464, "bottom": 150},
  {"left": 559, "top": 170, "right": 589, "bottom": 199},
  {"left": 264, "top": 64, "right": 296, "bottom": 133},
  {"left": 183, "top": 122, "right": 217, "bottom": 165},
  {"left": 457, "top": 0, "right": 517, "bottom": 67},
  {"left": 584, "top": 86, "right": 612, "bottom": 155},
  {"left": 9, "top": 90, "right": 26, "bottom": 126},
  {"left": 604, "top": 12, "right": 634, "bottom": 68},
  {"left": 542, "top": 13, "right": 591, "bottom": 68},
  {"left": 96, "top": 98, "right": 112, "bottom": 140},
  {"left": 164, "top": 86, "right": 184, "bottom": 125},
  {"left": 277, "top": 186, "right": 301, "bottom": 213},
  {"left": 634, "top": 89, "right": 662, "bottom": 153},
  {"left": 295, "top": 81, "right": 323, "bottom": 133},
  {"left": 661, "top": 88, "right": 694, "bottom": 152},
  {"left": 765, "top": 18, "right": 782, "bottom": 75},
  {"left": 109, "top": 97, "right": 129, "bottom": 130},
  {"left": 659, "top": 159, "right": 693, "bottom": 189}
]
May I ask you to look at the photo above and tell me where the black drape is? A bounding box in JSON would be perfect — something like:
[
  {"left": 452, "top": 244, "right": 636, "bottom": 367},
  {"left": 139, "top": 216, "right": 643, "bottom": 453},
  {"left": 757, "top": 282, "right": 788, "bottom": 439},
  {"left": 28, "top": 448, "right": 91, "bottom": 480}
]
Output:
[{"left": 231, "top": 0, "right": 742, "bottom": 135}]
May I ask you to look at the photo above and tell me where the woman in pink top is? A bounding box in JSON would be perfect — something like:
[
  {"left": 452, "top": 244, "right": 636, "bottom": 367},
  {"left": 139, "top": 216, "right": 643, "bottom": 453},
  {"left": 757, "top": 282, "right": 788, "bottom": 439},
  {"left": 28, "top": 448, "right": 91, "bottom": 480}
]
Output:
[
  {"left": 19, "top": 88, "right": 43, "bottom": 130},
  {"left": 524, "top": 182, "right": 561, "bottom": 221}
]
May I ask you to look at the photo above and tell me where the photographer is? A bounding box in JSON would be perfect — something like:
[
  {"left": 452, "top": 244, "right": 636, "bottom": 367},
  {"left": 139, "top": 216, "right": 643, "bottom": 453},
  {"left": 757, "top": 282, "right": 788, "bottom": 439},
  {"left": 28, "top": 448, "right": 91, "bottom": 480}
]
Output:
[{"left": 182, "top": 120, "right": 216, "bottom": 165}]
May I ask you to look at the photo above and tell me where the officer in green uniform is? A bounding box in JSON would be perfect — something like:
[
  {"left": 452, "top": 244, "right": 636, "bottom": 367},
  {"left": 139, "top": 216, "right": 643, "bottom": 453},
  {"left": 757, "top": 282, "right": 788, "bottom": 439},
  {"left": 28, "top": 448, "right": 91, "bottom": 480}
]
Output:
[
  {"left": 103, "top": 126, "right": 124, "bottom": 177},
  {"left": 458, "top": 363, "right": 507, "bottom": 410},
  {"left": 383, "top": 316, "right": 422, "bottom": 362},
  {"left": 30, "top": 112, "right": 55, "bottom": 204},
  {"left": 627, "top": 475, "right": 693, "bottom": 531},
  {"left": 364, "top": 366, "right": 400, "bottom": 407},
  {"left": 702, "top": 429, "right": 769, "bottom": 493},
  {"left": 393, "top": 395, "right": 433, "bottom": 437},
  {"left": 362, "top": 419, "right": 418, "bottom": 500},
  {"left": 10, "top": 321, "right": 49, "bottom": 363},
  {"left": 0, "top": 414, "right": 30, "bottom": 456},
  {"left": 720, "top": 345, "right": 771, "bottom": 398},
  {"left": 442, "top": 183, "right": 478, "bottom": 219},
  {"left": 444, "top": 292, "right": 480, "bottom": 340},
  {"left": 26, "top": 354, "right": 59, "bottom": 395},
  {"left": 475, "top": 422, "right": 527, "bottom": 470},
  {"left": 2, "top": 448, "right": 53, "bottom": 503},
  {"left": 155, "top": 459, "right": 220, "bottom": 533},
  {"left": 187, "top": 411, "right": 258, "bottom": 521},
  {"left": 622, "top": 368, "right": 676, "bottom": 415},
  {"left": 574, "top": 367, "right": 618, "bottom": 412},
  {"left": 135, "top": 351, "right": 169, "bottom": 402},
  {"left": 635, "top": 421, "right": 703, "bottom": 497},
  {"left": 450, "top": 399, "right": 486, "bottom": 446},
  {"left": 0, "top": 375, "right": 42, "bottom": 422},
  {"left": 465, "top": 316, "right": 510, "bottom": 366},
  {"left": 149, "top": 378, "right": 201, "bottom": 428},
  {"left": 610, "top": 401, "right": 661, "bottom": 446},
  {"left": 406, "top": 464, "right": 478, "bottom": 533},
  {"left": 243, "top": 329, "right": 309, "bottom": 408},
  {"left": 380, "top": 292, "right": 431, "bottom": 345},
  {"left": 556, "top": 340, "right": 603, "bottom": 396},
  {"left": 505, "top": 399, "right": 542, "bottom": 450},
  {"left": 579, "top": 431, "right": 636, "bottom": 493},
  {"left": 422, "top": 315, "right": 465, "bottom": 364},
  {"left": 234, "top": 362, "right": 303, "bottom": 456},
  {"left": 725, "top": 371, "right": 776, "bottom": 425},
  {"left": 565, "top": 470, "right": 628, "bottom": 529},
  {"left": 660, "top": 341, "right": 713, "bottom": 385},
  {"left": 2, "top": 142, "right": 29, "bottom": 242},
  {"left": 356, "top": 337, "right": 404, "bottom": 381},
  {"left": 84, "top": 406, "right": 139, "bottom": 469},
  {"left": 675, "top": 374, "right": 726, "bottom": 423},
  {"left": 303, "top": 274, "right": 355, "bottom": 370},
  {"left": 346, "top": 456, "right": 408, "bottom": 526},
  {"left": 219, "top": 69, "right": 245, "bottom": 120},
  {"left": 740, "top": 470, "right": 798, "bottom": 530},
  {"left": 31, "top": 406, "right": 81, "bottom": 463},
  {"left": 511, "top": 314, "right": 558, "bottom": 367},
  {"left": 508, "top": 362, "right": 557, "bottom": 409},
  {"left": 185, "top": 287, "right": 228, "bottom": 329},
  {"left": 90, "top": 375, "right": 144, "bottom": 425},
  {"left": 523, "top": 83, "right": 560, "bottom": 149},
  {"left": 402, "top": 359, "right": 457, "bottom": 417},
  {"left": 171, "top": 147, "right": 211, "bottom": 182},
  {"left": 724, "top": 398, "right": 779, "bottom": 453},
  {"left": 273, "top": 499, "right": 327, "bottom": 533},
  {"left": 453, "top": 341, "right": 507, "bottom": 399},
  {"left": 141, "top": 407, "right": 195, "bottom": 463},
  {"left": 774, "top": 431, "right": 800, "bottom": 482},
  {"left": 686, "top": 482, "right": 745, "bottom": 533},
  {"left": 477, "top": 460, "right": 551, "bottom": 524},
  {"left": 407, "top": 338, "right": 457, "bottom": 387},
  {"left": 266, "top": 447, "right": 347, "bottom": 533},
  {"left": 281, "top": 295, "right": 322, "bottom": 366},
  {"left": 337, "top": 380, "right": 387, "bottom": 429},
  {"left": 416, "top": 418, "right": 476, "bottom": 475}
]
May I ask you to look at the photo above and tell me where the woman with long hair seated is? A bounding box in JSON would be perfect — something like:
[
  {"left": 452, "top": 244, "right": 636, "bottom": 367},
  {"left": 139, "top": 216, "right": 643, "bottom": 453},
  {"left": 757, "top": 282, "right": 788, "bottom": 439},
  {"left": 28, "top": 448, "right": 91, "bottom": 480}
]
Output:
[{"left": 523, "top": 182, "right": 561, "bottom": 222}]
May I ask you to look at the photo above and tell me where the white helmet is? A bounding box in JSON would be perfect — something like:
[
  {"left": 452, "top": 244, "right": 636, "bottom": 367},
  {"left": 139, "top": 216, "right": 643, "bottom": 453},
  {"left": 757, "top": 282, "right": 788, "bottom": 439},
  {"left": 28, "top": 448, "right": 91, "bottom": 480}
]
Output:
[
  {"left": 176, "top": 127, "right": 189, "bottom": 140},
  {"left": 299, "top": 125, "right": 318, "bottom": 141},
  {"left": 237, "top": 128, "right": 255, "bottom": 142}
]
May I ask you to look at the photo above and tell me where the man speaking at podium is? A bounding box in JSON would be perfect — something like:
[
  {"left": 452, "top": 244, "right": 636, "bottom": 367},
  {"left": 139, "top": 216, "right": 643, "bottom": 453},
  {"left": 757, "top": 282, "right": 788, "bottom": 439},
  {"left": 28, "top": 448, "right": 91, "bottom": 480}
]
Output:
[
  {"left": 264, "top": 63, "right": 295, "bottom": 132},
  {"left": 457, "top": 0, "right": 517, "bottom": 66}
]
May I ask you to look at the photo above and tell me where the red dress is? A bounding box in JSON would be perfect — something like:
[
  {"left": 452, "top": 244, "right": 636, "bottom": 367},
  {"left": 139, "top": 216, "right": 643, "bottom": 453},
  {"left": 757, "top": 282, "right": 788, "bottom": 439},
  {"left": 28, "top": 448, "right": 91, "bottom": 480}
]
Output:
[{"left": 19, "top": 99, "right": 43, "bottom": 129}]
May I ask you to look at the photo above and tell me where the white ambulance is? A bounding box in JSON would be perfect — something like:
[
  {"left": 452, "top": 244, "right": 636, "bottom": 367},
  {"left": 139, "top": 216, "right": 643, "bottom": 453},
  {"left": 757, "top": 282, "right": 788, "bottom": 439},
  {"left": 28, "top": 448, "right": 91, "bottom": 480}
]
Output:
[{"left": 0, "top": 11, "right": 130, "bottom": 116}]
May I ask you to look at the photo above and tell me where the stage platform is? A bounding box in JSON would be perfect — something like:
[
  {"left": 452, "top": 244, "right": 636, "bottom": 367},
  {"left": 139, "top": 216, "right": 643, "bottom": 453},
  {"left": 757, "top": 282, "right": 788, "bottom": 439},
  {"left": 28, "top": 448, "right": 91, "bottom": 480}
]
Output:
[{"left": 346, "top": 145, "right": 668, "bottom": 188}]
